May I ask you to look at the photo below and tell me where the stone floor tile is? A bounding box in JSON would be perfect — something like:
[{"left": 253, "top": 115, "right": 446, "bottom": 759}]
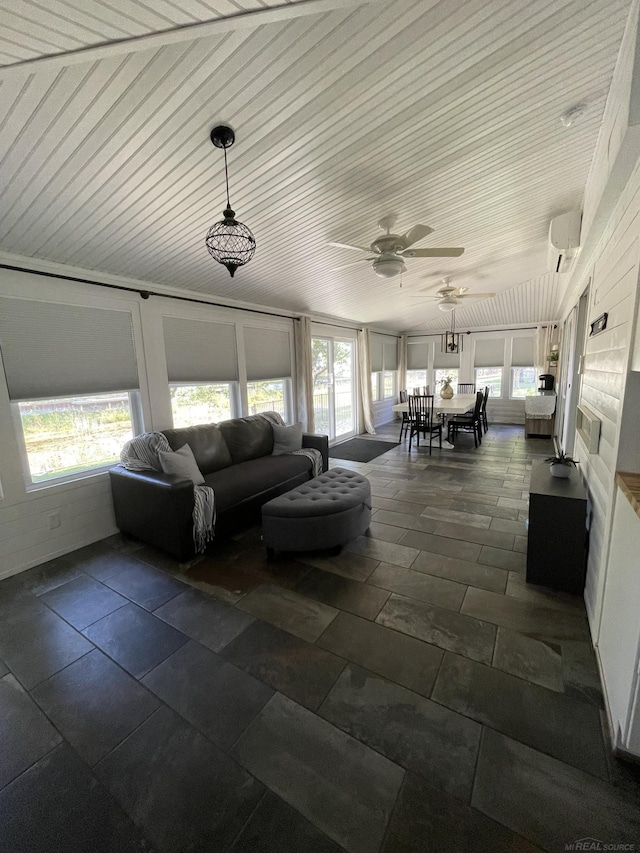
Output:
[
  {"left": 96, "top": 705, "right": 263, "bottom": 853},
  {"left": 0, "top": 743, "right": 152, "bottom": 852},
  {"left": 367, "top": 520, "right": 408, "bottom": 544},
  {"left": 31, "top": 649, "right": 160, "bottom": 766},
  {"left": 83, "top": 603, "right": 189, "bottom": 679},
  {"left": 317, "top": 611, "right": 443, "bottom": 698},
  {"left": 461, "top": 587, "right": 589, "bottom": 641},
  {"left": 382, "top": 771, "right": 541, "bottom": 853},
  {"left": 298, "top": 551, "right": 379, "bottom": 582},
  {"left": 430, "top": 520, "right": 515, "bottom": 550},
  {"left": 478, "top": 545, "right": 526, "bottom": 572},
  {"left": 78, "top": 550, "right": 147, "bottom": 582},
  {"left": 411, "top": 551, "right": 508, "bottom": 593},
  {"left": 40, "top": 574, "right": 128, "bottom": 630},
  {"left": 493, "top": 627, "right": 564, "bottom": 693},
  {"left": 376, "top": 593, "right": 496, "bottom": 664},
  {"left": 230, "top": 791, "right": 343, "bottom": 852},
  {"left": 506, "top": 572, "right": 584, "bottom": 613},
  {"left": 295, "top": 568, "right": 390, "bottom": 620},
  {"left": 222, "top": 619, "right": 346, "bottom": 711},
  {"left": 473, "top": 729, "right": 640, "bottom": 851},
  {"left": 153, "top": 587, "right": 255, "bottom": 652},
  {"left": 0, "top": 673, "right": 62, "bottom": 789},
  {"left": 368, "top": 562, "right": 466, "bottom": 612},
  {"left": 398, "top": 529, "right": 482, "bottom": 562},
  {"left": 432, "top": 652, "right": 608, "bottom": 779},
  {"left": 420, "top": 505, "right": 493, "bottom": 529},
  {"left": 345, "top": 536, "right": 420, "bottom": 568},
  {"left": 320, "top": 664, "right": 481, "bottom": 801},
  {"left": 20, "top": 556, "right": 82, "bottom": 596},
  {"left": 231, "top": 693, "right": 404, "bottom": 853},
  {"left": 237, "top": 584, "right": 338, "bottom": 643},
  {"left": 102, "top": 561, "right": 186, "bottom": 611}
]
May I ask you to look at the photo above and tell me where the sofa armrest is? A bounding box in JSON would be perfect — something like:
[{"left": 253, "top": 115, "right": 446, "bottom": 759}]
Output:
[
  {"left": 302, "top": 433, "right": 329, "bottom": 472},
  {"left": 109, "top": 466, "right": 196, "bottom": 562}
]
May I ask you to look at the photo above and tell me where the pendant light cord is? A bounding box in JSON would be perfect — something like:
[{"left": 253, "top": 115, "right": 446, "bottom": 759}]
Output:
[{"left": 223, "top": 146, "right": 231, "bottom": 208}]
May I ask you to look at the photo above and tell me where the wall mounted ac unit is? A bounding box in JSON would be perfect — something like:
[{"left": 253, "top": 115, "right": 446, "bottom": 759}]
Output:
[{"left": 548, "top": 211, "right": 581, "bottom": 273}]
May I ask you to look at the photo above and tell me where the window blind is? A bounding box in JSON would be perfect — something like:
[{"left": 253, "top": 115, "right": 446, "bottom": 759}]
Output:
[
  {"left": 163, "top": 317, "right": 238, "bottom": 382},
  {"left": 0, "top": 298, "right": 139, "bottom": 401},
  {"left": 383, "top": 340, "right": 398, "bottom": 371},
  {"left": 245, "top": 327, "right": 292, "bottom": 380},
  {"left": 511, "top": 336, "right": 535, "bottom": 367},
  {"left": 433, "top": 349, "right": 460, "bottom": 369},
  {"left": 370, "top": 335, "right": 383, "bottom": 372},
  {"left": 407, "top": 342, "right": 429, "bottom": 369},
  {"left": 474, "top": 338, "right": 505, "bottom": 367}
]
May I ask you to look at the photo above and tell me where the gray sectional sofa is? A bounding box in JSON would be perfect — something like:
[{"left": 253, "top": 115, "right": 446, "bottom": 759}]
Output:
[{"left": 109, "top": 413, "right": 328, "bottom": 561}]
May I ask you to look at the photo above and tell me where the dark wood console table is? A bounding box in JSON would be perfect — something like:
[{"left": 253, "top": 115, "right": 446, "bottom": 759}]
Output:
[{"left": 526, "top": 460, "right": 588, "bottom": 594}]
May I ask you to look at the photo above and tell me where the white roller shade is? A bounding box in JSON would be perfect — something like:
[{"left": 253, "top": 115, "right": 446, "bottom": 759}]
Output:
[
  {"left": 474, "top": 338, "right": 505, "bottom": 367},
  {"left": 0, "top": 297, "right": 138, "bottom": 401},
  {"left": 383, "top": 340, "right": 398, "bottom": 371},
  {"left": 370, "top": 335, "right": 383, "bottom": 372},
  {"left": 163, "top": 317, "right": 238, "bottom": 382},
  {"left": 245, "top": 327, "right": 292, "bottom": 380},
  {"left": 407, "top": 343, "right": 429, "bottom": 369},
  {"left": 511, "top": 336, "right": 535, "bottom": 367},
  {"left": 433, "top": 348, "right": 460, "bottom": 369}
]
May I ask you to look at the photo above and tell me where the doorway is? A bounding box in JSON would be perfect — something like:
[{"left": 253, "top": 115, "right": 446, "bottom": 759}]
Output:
[{"left": 312, "top": 337, "right": 357, "bottom": 441}]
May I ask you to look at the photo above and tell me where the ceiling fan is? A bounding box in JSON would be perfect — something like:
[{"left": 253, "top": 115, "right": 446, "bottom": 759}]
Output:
[
  {"left": 410, "top": 278, "right": 496, "bottom": 312},
  {"left": 328, "top": 214, "right": 464, "bottom": 278}
]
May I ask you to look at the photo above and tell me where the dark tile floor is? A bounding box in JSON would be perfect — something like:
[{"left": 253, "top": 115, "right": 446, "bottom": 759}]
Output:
[{"left": 2, "top": 424, "right": 640, "bottom": 852}]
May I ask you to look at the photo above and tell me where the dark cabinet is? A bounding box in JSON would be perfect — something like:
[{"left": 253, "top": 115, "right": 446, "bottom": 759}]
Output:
[{"left": 526, "top": 460, "right": 588, "bottom": 594}]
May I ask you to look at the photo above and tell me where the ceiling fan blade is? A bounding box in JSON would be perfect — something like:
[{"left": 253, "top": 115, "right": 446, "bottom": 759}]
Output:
[
  {"left": 402, "top": 248, "right": 465, "bottom": 258},
  {"left": 330, "top": 258, "right": 376, "bottom": 271},
  {"left": 400, "top": 224, "right": 433, "bottom": 248},
  {"left": 456, "top": 292, "right": 496, "bottom": 299},
  {"left": 327, "top": 241, "right": 370, "bottom": 253}
]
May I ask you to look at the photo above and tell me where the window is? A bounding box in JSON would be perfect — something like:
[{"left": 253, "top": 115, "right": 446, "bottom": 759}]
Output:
[
  {"left": 406, "top": 369, "right": 428, "bottom": 391},
  {"left": 475, "top": 367, "right": 502, "bottom": 397},
  {"left": 435, "top": 368, "right": 459, "bottom": 394},
  {"left": 511, "top": 367, "right": 536, "bottom": 398},
  {"left": 17, "top": 393, "right": 137, "bottom": 484},
  {"left": 247, "top": 379, "right": 288, "bottom": 419},
  {"left": 383, "top": 371, "right": 395, "bottom": 398},
  {"left": 170, "top": 383, "right": 233, "bottom": 427},
  {"left": 371, "top": 373, "right": 380, "bottom": 402}
]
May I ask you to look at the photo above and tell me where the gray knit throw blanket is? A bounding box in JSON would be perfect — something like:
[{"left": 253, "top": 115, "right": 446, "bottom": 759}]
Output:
[{"left": 119, "top": 432, "right": 215, "bottom": 554}]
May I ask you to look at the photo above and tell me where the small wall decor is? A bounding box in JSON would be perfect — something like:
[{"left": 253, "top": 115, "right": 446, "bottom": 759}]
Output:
[{"left": 589, "top": 312, "right": 608, "bottom": 336}]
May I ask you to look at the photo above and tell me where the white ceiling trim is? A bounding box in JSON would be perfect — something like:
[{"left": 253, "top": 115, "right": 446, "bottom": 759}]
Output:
[{"left": 0, "top": 0, "right": 386, "bottom": 78}]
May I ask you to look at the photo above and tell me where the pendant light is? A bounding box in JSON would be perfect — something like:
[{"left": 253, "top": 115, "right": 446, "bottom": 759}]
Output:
[
  {"left": 441, "top": 308, "right": 463, "bottom": 354},
  {"left": 205, "top": 125, "right": 256, "bottom": 277}
]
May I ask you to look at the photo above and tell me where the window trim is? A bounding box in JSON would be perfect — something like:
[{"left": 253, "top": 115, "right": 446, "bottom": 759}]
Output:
[
  {"left": 14, "top": 390, "right": 143, "bottom": 491},
  {"left": 509, "top": 366, "right": 537, "bottom": 400}
]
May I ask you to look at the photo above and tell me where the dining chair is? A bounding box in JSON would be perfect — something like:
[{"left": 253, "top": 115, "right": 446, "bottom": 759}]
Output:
[
  {"left": 398, "top": 389, "right": 412, "bottom": 442},
  {"left": 408, "top": 394, "right": 442, "bottom": 455},
  {"left": 481, "top": 385, "right": 489, "bottom": 433},
  {"left": 447, "top": 390, "right": 484, "bottom": 447},
  {"left": 458, "top": 383, "right": 476, "bottom": 394}
]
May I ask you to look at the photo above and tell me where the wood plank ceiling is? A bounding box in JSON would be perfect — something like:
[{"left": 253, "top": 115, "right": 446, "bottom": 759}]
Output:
[{"left": 0, "top": 0, "right": 632, "bottom": 331}]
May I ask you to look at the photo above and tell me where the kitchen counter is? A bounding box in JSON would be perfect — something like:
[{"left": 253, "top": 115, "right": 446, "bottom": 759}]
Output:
[{"left": 615, "top": 471, "right": 640, "bottom": 520}]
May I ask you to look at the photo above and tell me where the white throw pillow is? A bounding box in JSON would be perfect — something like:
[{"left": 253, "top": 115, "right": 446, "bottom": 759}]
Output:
[
  {"left": 272, "top": 422, "right": 303, "bottom": 455},
  {"left": 158, "top": 443, "right": 205, "bottom": 485}
]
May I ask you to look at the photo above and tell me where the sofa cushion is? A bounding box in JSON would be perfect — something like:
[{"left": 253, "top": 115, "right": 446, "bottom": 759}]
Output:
[
  {"left": 218, "top": 415, "right": 274, "bottom": 464},
  {"left": 158, "top": 443, "right": 205, "bottom": 485},
  {"left": 204, "top": 454, "right": 311, "bottom": 512},
  {"left": 162, "top": 424, "right": 232, "bottom": 475}
]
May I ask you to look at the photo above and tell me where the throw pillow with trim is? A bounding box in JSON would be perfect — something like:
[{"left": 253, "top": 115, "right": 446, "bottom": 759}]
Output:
[{"left": 158, "top": 443, "right": 205, "bottom": 485}]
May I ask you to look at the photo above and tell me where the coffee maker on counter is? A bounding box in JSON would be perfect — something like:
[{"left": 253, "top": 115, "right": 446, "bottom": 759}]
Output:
[{"left": 538, "top": 374, "right": 555, "bottom": 391}]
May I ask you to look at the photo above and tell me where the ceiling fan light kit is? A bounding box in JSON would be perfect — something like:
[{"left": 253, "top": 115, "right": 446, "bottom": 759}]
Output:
[
  {"left": 205, "top": 125, "right": 256, "bottom": 277},
  {"left": 328, "top": 214, "right": 464, "bottom": 278}
]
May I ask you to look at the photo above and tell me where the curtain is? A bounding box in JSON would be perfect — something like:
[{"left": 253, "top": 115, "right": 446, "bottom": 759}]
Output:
[
  {"left": 535, "top": 325, "right": 553, "bottom": 376},
  {"left": 294, "top": 316, "right": 314, "bottom": 432},
  {"left": 358, "top": 328, "right": 376, "bottom": 434},
  {"left": 397, "top": 334, "right": 407, "bottom": 420}
]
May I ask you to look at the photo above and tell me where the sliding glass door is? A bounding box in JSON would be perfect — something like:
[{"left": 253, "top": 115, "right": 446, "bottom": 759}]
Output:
[{"left": 312, "top": 337, "right": 356, "bottom": 441}]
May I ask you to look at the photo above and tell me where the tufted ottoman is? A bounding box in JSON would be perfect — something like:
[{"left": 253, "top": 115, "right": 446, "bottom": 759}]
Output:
[{"left": 261, "top": 467, "right": 372, "bottom": 556}]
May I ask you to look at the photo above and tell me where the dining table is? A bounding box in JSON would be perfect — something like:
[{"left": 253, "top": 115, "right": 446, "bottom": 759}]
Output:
[{"left": 391, "top": 393, "right": 477, "bottom": 450}]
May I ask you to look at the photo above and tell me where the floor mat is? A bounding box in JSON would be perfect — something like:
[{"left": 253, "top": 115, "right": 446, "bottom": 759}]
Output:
[{"left": 329, "top": 438, "right": 397, "bottom": 463}]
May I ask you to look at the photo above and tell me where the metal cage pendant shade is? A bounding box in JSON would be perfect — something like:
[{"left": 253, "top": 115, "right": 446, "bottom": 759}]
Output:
[
  {"left": 205, "top": 126, "right": 256, "bottom": 277},
  {"left": 441, "top": 309, "right": 462, "bottom": 354}
]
